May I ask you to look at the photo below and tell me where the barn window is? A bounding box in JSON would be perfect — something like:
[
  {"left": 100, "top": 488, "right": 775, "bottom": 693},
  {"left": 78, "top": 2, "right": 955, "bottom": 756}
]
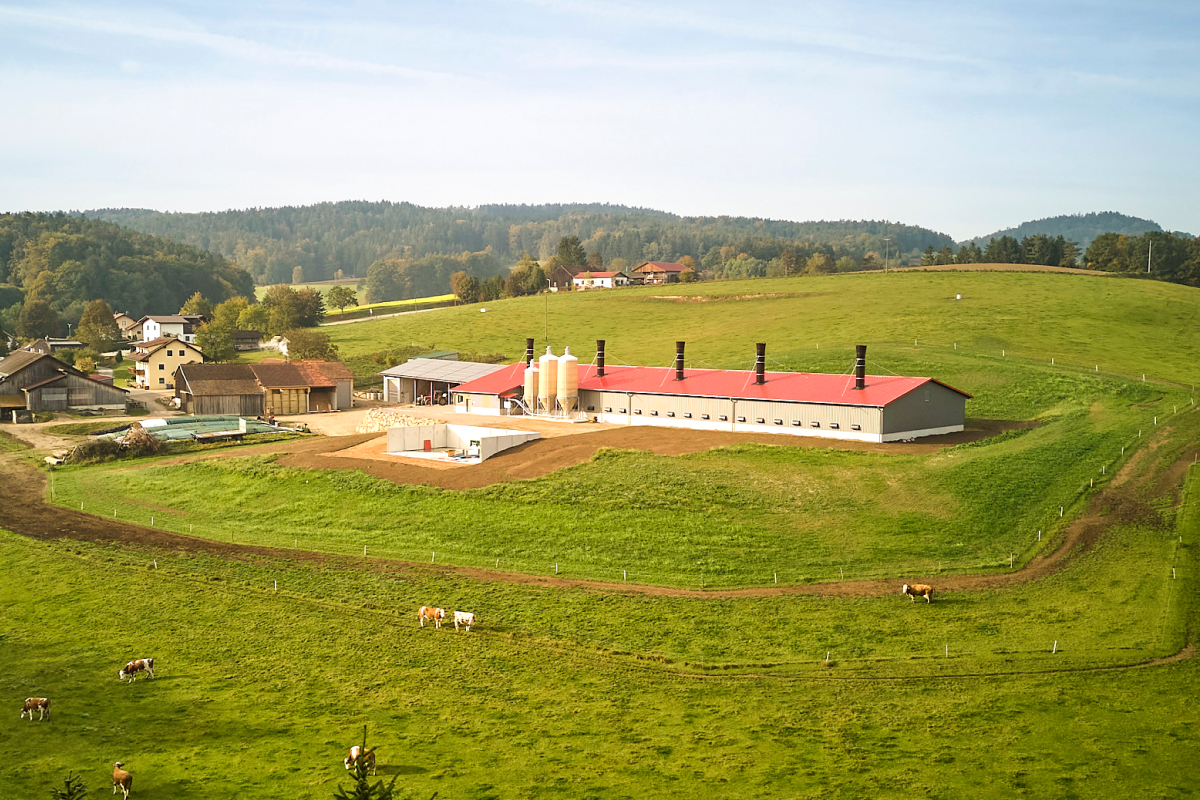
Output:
[
  {"left": 792, "top": 420, "right": 802, "bottom": 427},
  {"left": 774, "top": 419, "right": 783, "bottom": 425},
  {"left": 755, "top": 417, "right": 765, "bottom": 424},
  {"left": 650, "top": 410, "right": 658, "bottom": 416},
  {"left": 604, "top": 407, "right": 612, "bottom": 413},
  {"left": 618, "top": 408, "right": 626, "bottom": 413},
  {"left": 683, "top": 413, "right": 692, "bottom": 419},
  {"left": 634, "top": 409, "right": 642, "bottom": 415},
  {"left": 666, "top": 411, "right": 675, "bottom": 417},
  {"left": 737, "top": 416, "right": 746, "bottom": 422},
  {"left": 701, "top": 414, "right": 709, "bottom": 420},
  {"left": 811, "top": 421, "right": 820, "bottom": 428},
  {"left": 851, "top": 424, "right": 862, "bottom": 431},
  {"left": 718, "top": 415, "right": 728, "bottom": 421},
  {"left": 830, "top": 422, "right": 840, "bottom": 429}
]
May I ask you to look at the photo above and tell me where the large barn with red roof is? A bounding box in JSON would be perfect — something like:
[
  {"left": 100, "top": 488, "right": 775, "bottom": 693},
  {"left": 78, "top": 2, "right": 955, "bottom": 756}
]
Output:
[{"left": 450, "top": 340, "right": 971, "bottom": 443}]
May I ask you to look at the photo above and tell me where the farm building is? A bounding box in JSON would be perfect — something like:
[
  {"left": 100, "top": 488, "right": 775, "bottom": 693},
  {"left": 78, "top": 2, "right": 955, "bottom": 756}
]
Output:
[
  {"left": 451, "top": 340, "right": 970, "bottom": 443},
  {"left": 632, "top": 261, "right": 694, "bottom": 284},
  {"left": 18, "top": 338, "right": 87, "bottom": 355},
  {"left": 0, "top": 351, "right": 128, "bottom": 413},
  {"left": 233, "top": 330, "right": 263, "bottom": 351},
  {"left": 137, "top": 314, "right": 205, "bottom": 344},
  {"left": 174, "top": 361, "right": 354, "bottom": 416},
  {"left": 379, "top": 358, "right": 507, "bottom": 405}
]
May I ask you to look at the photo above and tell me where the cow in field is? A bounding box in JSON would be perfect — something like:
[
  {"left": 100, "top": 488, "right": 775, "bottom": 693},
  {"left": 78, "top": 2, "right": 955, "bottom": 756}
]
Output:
[
  {"left": 418, "top": 606, "right": 445, "bottom": 629},
  {"left": 119, "top": 658, "right": 155, "bottom": 682},
  {"left": 20, "top": 697, "right": 50, "bottom": 721},
  {"left": 112, "top": 762, "right": 133, "bottom": 799},
  {"left": 344, "top": 745, "right": 377, "bottom": 775},
  {"left": 453, "top": 611, "right": 476, "bottom": 631},
  {"left": 901, "top": 583, "right": 934, "bottom": 603}
]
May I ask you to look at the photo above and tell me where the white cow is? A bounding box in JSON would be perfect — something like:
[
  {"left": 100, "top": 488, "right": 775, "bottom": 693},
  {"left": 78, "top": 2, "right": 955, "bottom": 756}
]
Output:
[{"left": 453, "top": 611, "right": 476, "bottom": 631}]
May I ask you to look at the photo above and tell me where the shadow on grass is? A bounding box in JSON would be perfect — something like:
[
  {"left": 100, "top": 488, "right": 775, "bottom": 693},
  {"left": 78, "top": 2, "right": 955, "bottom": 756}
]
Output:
[{"left": 377, "top": 764, "right": 428, "bottom": 776}]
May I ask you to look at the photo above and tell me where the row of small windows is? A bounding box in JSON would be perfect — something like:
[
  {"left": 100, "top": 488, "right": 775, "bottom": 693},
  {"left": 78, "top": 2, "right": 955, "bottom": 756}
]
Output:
[{"left": 599, "top": 406, "right": 861, "bottom": 431}]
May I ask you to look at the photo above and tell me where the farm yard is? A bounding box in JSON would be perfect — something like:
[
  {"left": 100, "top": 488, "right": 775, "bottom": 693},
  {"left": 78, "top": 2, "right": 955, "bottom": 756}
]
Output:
[{"left": 3, "top": 269, "right": 1200, "bottom": 798}]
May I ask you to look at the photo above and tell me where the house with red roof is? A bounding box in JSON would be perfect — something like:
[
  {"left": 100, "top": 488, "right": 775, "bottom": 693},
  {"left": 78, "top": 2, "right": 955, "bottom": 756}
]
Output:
[{"left": 449, "top": 341, "right": 970, "bottom": 443}]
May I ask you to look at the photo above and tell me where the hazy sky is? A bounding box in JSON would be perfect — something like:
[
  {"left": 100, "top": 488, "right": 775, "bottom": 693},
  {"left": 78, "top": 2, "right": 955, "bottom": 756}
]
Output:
[{"left": 1, "top": 1, "right": 1196, "bottom": 240}]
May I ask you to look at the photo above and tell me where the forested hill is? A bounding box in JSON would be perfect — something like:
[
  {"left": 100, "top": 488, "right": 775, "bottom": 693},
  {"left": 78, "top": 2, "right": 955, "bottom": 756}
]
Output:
[
  {"left": 964, "top": 212, "right": 1179, "bottom": 251},
  {"left": 85, "top": 202, "right": 956, "bottom": 285},
  {"left": 0, "top": 212, "right": 253, "bottom": 318}
]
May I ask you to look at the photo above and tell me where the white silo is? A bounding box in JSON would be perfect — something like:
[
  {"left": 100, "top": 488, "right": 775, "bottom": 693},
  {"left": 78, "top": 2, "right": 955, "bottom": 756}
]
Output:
[
  {"left": 556, "top": 346, "right": 579, "bottom": 415},
  {"left": 537, "top": 347, "right": 558, "bottom": 415},
  {"left": 523, "top": 363, "right": 539, "bottom": 411}
]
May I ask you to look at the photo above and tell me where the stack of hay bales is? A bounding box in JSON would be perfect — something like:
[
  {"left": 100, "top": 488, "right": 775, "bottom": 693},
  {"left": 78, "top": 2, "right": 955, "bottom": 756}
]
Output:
[{"left": 355, "top": 408, "right": 440, "bottom": 434}]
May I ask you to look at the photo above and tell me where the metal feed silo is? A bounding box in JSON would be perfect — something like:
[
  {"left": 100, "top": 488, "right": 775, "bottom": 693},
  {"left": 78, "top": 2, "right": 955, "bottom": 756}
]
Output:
[
  {"left": 537, "top": 347, "right": 558, "bottom": 414},
  {"left": 523, "top": 363, "right": 539, "bottom": 410},
  {"left": 556, "top": 346, "right": 578, "bottom": 415}
]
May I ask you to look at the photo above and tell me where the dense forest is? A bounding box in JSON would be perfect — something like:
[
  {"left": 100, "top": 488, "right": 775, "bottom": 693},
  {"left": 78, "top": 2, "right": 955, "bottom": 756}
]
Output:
[
  {"left": 1083, "top": 231, "right": 1200, "bottom": 285},
  {"left": 0, "top": 213, "right": 253, "bottom": 338},
  {"left": 963, "top": 212, "right": 1178, "bottom": 252},
  {"left": 85, "top": 202, "right": 956, "bottom": 285}
]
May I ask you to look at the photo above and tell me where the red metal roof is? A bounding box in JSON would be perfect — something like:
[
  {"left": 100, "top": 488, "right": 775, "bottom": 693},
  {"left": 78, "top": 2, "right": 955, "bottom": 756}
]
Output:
[
  {"left": 575, "top": 271, "right": 625, "bottom": 279},
  {"left": 454, "top": 362, "right": 970, "bottom": 406}
]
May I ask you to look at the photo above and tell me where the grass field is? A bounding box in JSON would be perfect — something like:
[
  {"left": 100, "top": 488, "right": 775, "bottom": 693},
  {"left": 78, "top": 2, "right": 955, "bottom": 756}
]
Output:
[
  {"left": 1, "top": 462, "right": 1197, "bottom": 798},
  {"left": 6, "top": 268, "right": 1200, "bottom": 798}
]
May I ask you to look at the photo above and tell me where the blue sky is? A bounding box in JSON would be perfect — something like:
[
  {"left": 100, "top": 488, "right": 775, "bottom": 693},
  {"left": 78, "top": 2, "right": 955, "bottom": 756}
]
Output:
[{"left": 1, "top": 1, "right": 1196, "bottom": 240}]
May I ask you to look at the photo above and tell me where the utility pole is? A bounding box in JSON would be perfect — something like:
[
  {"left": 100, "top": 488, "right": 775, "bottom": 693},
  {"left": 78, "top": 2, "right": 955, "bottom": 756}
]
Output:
[
  {"left": 883, "top": 237, "right": 893, "bottom": 273},
  {"left": 1147, "top": 239, "right": 1153, "bottom": 274},
  {"left": 545, "top": 278, "right": 551, "bottom": 342}
]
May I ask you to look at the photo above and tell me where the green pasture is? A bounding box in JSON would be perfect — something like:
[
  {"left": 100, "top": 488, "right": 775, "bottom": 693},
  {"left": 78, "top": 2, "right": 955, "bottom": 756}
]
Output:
[
  {"left": 1, "top": 461, "right": 1196, "bottom": 799},
  {"left": 45, "top": 357, "right": 1195, "bottom": 587},
  {"left": 324, "top": 271, "right": 1200, "bottom": 387}
]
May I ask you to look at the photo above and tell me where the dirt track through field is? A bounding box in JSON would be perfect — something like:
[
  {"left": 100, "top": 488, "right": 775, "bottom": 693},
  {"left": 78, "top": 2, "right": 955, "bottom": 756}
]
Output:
[{"left": 2, "top": 415, "right": 1195, "bottom": 600}]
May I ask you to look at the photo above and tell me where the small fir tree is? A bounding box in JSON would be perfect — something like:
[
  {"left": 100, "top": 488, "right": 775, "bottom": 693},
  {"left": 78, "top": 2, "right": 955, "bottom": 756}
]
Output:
[
  {"left": 49, "top": 770, "right": 88, "bottom": 800},
  {"left": 334, "top": 727, "right": 400, "bottom": 800}
]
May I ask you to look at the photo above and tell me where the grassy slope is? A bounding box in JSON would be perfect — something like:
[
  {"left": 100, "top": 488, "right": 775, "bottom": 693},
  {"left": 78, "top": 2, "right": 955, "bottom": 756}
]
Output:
[{"left": 324, "top": 272, "right": 1200, "bottom": 386}]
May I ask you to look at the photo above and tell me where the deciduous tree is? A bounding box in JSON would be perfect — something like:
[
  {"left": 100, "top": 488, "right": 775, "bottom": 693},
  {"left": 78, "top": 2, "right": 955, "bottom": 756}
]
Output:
[
  {"left": 76, "top": 298, "right": 120, "bottom": 349},
  {"left": 195, "top": 322, "right": 235, "bottom": 362},
  {"left": 17, "top": 297, "right": 59, "bottom": 338},
  {"left": 179, "top": 291, "right": 213, "bottom": 318},
  {"left": 284, "top": 328, "right": 338, "bottom": 360},
  {"left": 327, "top": 285, "right": 358, "bottom": 314}
]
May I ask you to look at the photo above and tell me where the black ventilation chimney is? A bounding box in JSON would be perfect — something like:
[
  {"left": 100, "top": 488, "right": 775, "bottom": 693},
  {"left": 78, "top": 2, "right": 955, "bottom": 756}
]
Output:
[
  {"left": 596, "top": 340, "right": 606, "bottom": 377},
  {"left": 755, "top": 343, "right": 766, "bottom": 385},
  {"left": 855, "top": 344, "right": 866, "bottom": 390},
  {"left": 675, "top": 341, "right": 685, "bottom": 381}
]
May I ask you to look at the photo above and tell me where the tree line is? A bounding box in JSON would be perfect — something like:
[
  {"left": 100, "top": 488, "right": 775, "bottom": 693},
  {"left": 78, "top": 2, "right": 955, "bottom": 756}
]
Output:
[
  {"left": 0, "top": 213, "right": 253, "bottom": 341},
  {"left": 85, "top": 202, "right": 956, "bottom": 285}
]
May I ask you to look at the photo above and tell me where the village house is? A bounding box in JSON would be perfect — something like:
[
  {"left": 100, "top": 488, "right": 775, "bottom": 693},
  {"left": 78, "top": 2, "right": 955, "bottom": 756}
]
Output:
[
  {"left": 130, "top": 337, "right": 205, "bottom": 390},
  {"left": 137, "top": 314, "right": 205, "bottom": 344},
  {"left": 113, "top": 312, "right": 139, "bottom": 339},
  {"left": 572, "top": 271, "right": 630, "bottom": 290}
]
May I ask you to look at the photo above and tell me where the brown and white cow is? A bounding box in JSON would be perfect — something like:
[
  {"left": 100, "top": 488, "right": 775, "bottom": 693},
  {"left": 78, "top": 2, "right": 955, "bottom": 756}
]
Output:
[
  {"left": 901, "top": 583, "right": 934, "bottom": 603},
  {"left": 344, "top": 745, "right": 377, "bottom": 775},
  {"left": 112, "top": 761, "right": 133, "bottom": 799},
  {"left": 20, "top": 697, "right": 50, "bottom": 721},
  {"left": 418, "top": 606, "right": 445, "bottom": 629},
  {"left": 119, "top": 658, "right": 155, "bottom": 682}
]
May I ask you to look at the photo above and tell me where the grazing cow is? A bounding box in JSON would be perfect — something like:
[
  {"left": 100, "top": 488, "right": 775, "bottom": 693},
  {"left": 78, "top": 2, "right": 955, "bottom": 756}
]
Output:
[
  {"left": 344, "top": 745, "right": 377, "bottom": 775},
  {"left": 112, "top": 762, "right": 133, "bottom": 799},
  {"left": 453, "top": 611, "right": 476, "bottom": 632},
  {"left": 119, "top": 658, "right": 155, "bottom": 682},
  {"left": 901, "top": 583, "right": 934, "bottom": 603},
  {"left": 418, "top": 606, "right": 445, "bottom": 629},
  {"left": 20, "top": 697, "right": 50, "bottom": 721}
]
